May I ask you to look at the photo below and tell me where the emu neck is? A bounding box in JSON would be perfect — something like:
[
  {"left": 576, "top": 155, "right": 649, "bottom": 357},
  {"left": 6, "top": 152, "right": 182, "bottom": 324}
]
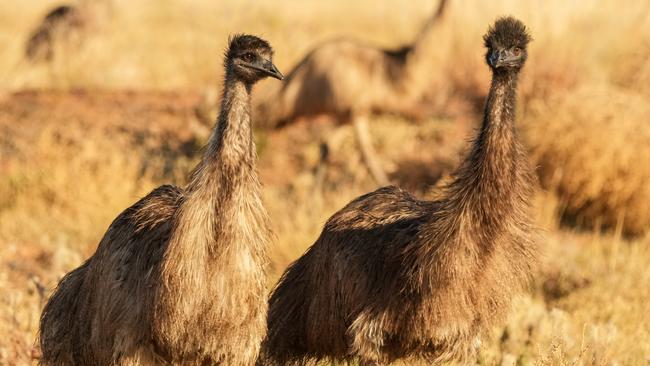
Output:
[
  {"left": 400, "top": 7, "right": 449, "bottom": 98},
  {"left": 478, "top": 70, "right": 518, "bottom": 155},
  {"left": 187, "top": 75, "right": 256, "bottom": 197},
  {"left": 168, "top": 73, "right": 260, "bottom": 260},
  {"left": 156, "top": 72, "right": 270, "bottom": 326},
  {"left": 443, "top": 69, "right": 526, "bottom": 240},
  {"left": 411, "top": 1, "right": 446, "bottom": 51}
]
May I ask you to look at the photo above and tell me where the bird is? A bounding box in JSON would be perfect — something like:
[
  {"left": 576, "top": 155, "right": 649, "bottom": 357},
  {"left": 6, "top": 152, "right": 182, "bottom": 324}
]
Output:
[
  {"left": 24, "top": 0, "right": 112, "bottom": 63},
  {"left": 37, "top": 34, "right": 283, "bottom": 366},
  {"left": 253, "top": 0, "right": 449, "bottom": 185},
  {"left": 258, "top": 17, "right": 538, "bottom": 366}
]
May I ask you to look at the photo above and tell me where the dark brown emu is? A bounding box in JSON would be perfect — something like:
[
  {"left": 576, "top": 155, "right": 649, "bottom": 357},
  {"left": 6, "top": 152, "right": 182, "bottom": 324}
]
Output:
[
  {"left": 259, "top": 17, "right": 538, "bottom": 366},
  {"left": 38, "top": 35, "right": 283, "bottom": 366}
]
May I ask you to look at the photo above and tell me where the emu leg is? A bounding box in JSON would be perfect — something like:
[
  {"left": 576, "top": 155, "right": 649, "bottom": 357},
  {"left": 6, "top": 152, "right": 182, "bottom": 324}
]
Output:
[
  {"left": 313, "top": 140, "right": 330, "bottom": 193},
  {"left": 352, "top": 115, "right": 390, "bottom": 186},
  {"left": 313, "top": 123, "right": 349, "bottom": 191}
]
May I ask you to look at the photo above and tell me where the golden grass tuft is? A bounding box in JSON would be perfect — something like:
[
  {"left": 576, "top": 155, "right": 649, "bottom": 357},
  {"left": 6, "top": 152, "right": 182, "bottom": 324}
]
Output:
[
  {"left": 0, "top": 126, "right": 164, "bottom": 258},
  {"left": 523, "top": 85, "right": 650, "bottom": 236}
]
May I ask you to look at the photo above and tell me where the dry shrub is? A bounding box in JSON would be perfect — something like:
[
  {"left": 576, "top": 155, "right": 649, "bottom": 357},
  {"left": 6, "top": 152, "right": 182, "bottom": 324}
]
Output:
[
  {"left": 618, "top": 50, "right": 650, "bottom": 100},
  {"left": 523, "top": 85, "right": 650, "bottom": 236},
  {"left": 0, "top": 124, "right": 173, "bottom": 258}
]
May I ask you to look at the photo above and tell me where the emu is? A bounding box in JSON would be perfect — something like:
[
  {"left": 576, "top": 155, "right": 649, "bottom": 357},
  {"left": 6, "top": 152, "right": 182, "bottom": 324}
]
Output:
[
  {"left": 24, "top": 0, "right": 112, "bottom": 63},
  {"left": 253, "top": 0, "right": 449, "bottom": 185},
  {"left": 38, "top": 35, "right": 283, "bottom": 365},
  {"left": 259, "top": 17, "right": 538, "bottom": 366}
]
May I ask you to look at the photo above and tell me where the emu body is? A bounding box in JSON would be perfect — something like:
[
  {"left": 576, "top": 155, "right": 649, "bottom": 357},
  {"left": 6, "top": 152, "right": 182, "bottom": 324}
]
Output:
[
  {"left": 253, "top": 0, "right": 449, "bottom": 185},
  {"left": 260, "top": 17, "right": 538, "bottom": 366},
  {"left": 38, "top": 35, "right": 282, "bottom": 366}
]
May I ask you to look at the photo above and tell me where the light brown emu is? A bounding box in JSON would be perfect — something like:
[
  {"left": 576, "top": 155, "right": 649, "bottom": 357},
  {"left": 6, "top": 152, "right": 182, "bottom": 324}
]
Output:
[
  {"left": 24, "top": 0, "right": 112, "bottom": 62},
  {"left": 259, "top": 17, "right": 538, "bottom": 366},
  {"left": 38, "top": 35, "right": 283, "bottom": 366},
  {"left": 253, "top": 0, "right": 449, "bottom": 185}
]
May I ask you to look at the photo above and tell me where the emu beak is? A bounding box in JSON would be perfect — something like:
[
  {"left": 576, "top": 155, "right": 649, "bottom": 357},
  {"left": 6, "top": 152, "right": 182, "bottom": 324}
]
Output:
[
  {"left": 488, "top": 49, "right": 503, "bottom": 68},
  {"left": 263, "top": 60, "right": 284, "bottom": 80},
  {"left": 489, "top": 49, "right": 517, "bottom": 68},
  {"left": 244, "top": 59, "right": 284, "bottom": 80}
]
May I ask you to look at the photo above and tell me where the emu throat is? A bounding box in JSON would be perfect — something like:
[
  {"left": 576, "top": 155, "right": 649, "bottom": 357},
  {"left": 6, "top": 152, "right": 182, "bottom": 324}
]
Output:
[{"left": 188, "top": 77, "right": 256, "bottom": 197}]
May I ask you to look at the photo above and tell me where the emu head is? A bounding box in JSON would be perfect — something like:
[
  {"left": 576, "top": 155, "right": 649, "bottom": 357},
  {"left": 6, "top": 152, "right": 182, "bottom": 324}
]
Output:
[
  {"left": 483, "top": 16, "right": 531, "bottom": 71},
  {"left": 226, "top": 34, "right": 283, "bottom": 84}
]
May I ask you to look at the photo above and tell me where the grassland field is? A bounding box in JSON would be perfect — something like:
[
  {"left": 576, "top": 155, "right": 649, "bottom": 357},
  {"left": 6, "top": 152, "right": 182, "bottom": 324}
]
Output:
[{"left": 0, "top": 0, "right": 649, "bottom": 365}]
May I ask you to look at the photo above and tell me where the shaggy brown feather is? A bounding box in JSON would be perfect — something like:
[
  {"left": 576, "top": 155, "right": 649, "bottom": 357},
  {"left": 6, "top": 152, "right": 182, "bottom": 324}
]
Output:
[
  {"left": 259, "top": 17, "right": 538, "bottom": 366},
  {"left": 38, "top": 35, "right": 281, "bottom": 365}
]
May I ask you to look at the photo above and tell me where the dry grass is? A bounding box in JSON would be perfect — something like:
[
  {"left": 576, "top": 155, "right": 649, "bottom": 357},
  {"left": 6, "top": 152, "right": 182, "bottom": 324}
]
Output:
[
  {"left": 482, "top": 231, "right": 650, "bottom": 366},
  {"left": 0, "top": 0, "right": 649, "bottom": 365},
  {"left": 523, "top": 86, "right": 650, "bottom": 236},
  {"left": 3, "top": 0, "right": 646, "bottom": 93}
]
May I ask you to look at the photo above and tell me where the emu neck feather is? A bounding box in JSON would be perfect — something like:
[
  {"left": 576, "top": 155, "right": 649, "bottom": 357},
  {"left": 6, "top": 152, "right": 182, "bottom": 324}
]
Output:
[
  {"left": 470, "top": 71, "right": 519, "bottom": 192},
  {"left": 191, "top": 77, "right": 255, "bottom": 195},
  {"left": 441, "top": 70, "right": 525, "bottom": 241},
  {"left": 168, "top": 76, "right": 258, "bottom": 261}
]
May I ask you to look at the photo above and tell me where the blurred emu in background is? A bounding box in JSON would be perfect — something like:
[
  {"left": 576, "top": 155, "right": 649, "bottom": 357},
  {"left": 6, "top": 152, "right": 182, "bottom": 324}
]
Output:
[
  {"left": 253, "top": 0, "right": 449, "bottom": 185},
  {"left": 24, "top": 0, "right": 113, "bottom": 63}
]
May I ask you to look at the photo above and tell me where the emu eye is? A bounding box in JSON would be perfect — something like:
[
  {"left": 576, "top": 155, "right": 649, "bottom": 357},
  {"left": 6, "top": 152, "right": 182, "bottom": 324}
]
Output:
[
  {"left": 513, "top": 47, "right": 522, "bottom": 56},
  {"left": 242, "top": 52, "right": 255, "bottom": 62}
]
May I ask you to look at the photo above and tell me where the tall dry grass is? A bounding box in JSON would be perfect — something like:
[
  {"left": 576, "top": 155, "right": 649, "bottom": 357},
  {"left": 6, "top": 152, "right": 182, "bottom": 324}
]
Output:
[{"left": 523, "top": 86, "right": 650, "bottom": 236}]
